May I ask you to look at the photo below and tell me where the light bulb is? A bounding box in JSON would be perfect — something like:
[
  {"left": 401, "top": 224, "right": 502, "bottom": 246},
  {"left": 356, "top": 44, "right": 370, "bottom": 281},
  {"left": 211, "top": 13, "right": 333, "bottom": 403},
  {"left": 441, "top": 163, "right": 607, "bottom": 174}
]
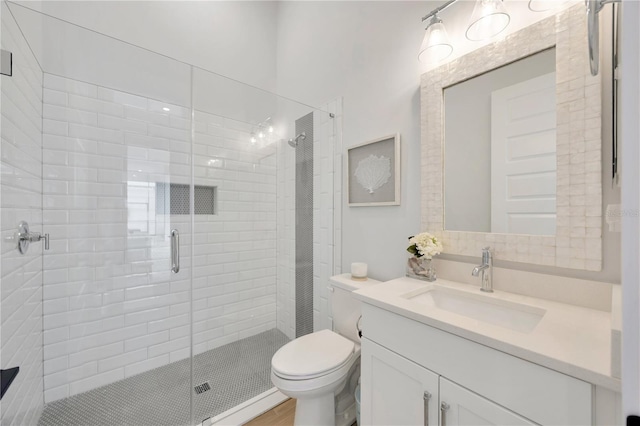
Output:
[
  {"left": 259, "top": 132, "right": 265, "bottom": 138},
  {"left": 268, "top": 126, "right": 274, "bottom": 133}
]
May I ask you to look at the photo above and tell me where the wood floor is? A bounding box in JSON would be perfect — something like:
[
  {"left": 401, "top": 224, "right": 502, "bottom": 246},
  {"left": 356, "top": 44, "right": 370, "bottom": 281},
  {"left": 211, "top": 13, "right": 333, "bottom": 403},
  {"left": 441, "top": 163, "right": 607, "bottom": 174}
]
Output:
[{"left": 244, "top": 399, "right": 296, "bottom": 426}]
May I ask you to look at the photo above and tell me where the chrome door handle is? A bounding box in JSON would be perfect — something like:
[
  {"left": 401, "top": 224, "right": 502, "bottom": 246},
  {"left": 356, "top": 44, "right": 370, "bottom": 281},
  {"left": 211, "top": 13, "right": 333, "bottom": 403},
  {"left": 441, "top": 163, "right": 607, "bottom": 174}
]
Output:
[
  {"left": 440, "top": 401, "right": 450, "bottom": 426},
  {"left": 423, "top": 391, "right": 432, "bottom": 426},
  {"left": 171, "top": 229, "right": 180, "bottom": 273}
]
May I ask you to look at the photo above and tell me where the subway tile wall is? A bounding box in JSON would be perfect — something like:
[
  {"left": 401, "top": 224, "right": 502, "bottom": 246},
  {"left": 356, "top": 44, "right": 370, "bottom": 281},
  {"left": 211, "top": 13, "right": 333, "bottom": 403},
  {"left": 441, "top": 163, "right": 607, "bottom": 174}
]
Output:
[
  {"left": 1, "top": 3, "right": 45, "bottom": 425},
  {"left": 191, "top": 110, "right": 279, "bottom": 354},
  {"left": 312, "top": 105, "right": 342, "bottom": 333},
  {"left": 41, "top": 72, "right": 293, "bottom": 402},
  {"left": 276, "top": 124, "right": 296, "bottom": 339},
  {"left": 38, "top": 73, "right": 338, "bottom": 403},
  {"left": 41, "top": 73, "right": 194, "bottom": 402}
]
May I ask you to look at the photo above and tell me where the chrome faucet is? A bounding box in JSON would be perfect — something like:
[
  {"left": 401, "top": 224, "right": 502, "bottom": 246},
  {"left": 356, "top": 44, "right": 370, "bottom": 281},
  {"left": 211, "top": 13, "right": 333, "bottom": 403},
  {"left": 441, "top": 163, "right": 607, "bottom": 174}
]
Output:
[{"left": 472, "top": 247, "right": 493, "bottom": 293}]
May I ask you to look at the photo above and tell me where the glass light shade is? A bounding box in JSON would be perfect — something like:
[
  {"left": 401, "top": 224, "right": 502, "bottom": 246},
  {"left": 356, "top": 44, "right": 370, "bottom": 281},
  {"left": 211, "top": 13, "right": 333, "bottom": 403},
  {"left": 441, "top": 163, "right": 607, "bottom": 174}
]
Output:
[
  {"left": 418, "top": 17, "right": 453, "bottom": 63},
  {"left": 465, "top": 0, "right": 511, "bottom": 41}
]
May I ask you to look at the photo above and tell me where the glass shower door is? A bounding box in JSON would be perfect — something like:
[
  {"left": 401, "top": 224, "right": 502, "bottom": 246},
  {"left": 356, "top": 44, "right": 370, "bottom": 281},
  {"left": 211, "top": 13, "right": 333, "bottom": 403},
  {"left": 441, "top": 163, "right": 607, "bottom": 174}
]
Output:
[
  {"left": 19, "top": 7, "right": 198, "bottom": 424},
  {"left": 189, "top": 66, "right": 339, "bottom": 424}
]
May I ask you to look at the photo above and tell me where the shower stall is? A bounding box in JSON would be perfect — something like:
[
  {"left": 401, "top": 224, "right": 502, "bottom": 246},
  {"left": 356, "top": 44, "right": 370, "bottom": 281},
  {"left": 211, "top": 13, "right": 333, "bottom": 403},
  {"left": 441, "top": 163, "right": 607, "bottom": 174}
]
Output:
[{"left": 0, "top": 3, "right": 342, "bottom": 425}]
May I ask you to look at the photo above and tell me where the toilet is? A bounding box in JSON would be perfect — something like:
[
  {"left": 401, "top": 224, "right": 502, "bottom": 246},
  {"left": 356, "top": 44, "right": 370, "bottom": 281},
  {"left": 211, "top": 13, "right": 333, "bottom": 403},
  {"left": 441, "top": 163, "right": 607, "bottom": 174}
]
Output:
[{"left": 271, "top": 274, "right": 380, "bottom": 426}]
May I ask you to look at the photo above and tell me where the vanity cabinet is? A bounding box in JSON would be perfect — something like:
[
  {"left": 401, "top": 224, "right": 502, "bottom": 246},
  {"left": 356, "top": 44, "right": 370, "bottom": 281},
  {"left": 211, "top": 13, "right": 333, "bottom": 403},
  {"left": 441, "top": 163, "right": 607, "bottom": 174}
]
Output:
[
  {"left": 361, "top": 338, "right": 439, "bottom": 425},
  {"left": 361, "top": 338, "right": 536, "bottom": 426},
  {"left": 360, "top": 304, "right": 597, "bottom": 426},
  {"left": 439, "top": 377, "right": 535, "bottom": 426}
]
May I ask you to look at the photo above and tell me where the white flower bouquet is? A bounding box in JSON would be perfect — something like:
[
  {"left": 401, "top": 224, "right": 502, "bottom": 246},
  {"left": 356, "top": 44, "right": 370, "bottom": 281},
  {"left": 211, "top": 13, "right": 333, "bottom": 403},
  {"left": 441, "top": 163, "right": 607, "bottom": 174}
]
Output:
[{"left": 406, "top": 232, "right": 442, "bottom": 260}]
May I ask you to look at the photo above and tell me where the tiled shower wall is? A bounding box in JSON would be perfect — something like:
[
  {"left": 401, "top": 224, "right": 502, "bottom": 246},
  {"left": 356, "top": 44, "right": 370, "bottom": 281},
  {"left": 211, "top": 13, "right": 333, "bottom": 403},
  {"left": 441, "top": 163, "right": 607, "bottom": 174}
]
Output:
[
  {"left": 276, "top": 102, "right": 341, "bottom": 339},
  {"left": 41, "top": 74, "right": 278, "bottom": 402},
  {"left": 313, "top": 103, "right": 342, "bottom": 332},
  {"left": 191, "top": 110, "right": 278, "bottom": 354},
  {"left": 0, "top": 3, "right": 45, "bottom": 425},
  {"left": 295, "top": 113, "right": 314, "bottom": 338},
  {"left": 41, "top": 73, "right": 193, "bottom": 402}
]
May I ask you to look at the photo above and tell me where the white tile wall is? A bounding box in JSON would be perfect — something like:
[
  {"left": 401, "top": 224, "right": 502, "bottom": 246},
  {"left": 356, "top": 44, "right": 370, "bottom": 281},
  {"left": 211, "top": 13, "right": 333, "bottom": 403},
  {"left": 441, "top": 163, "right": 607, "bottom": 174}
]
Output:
[
  {"left": 313, "top": 102, "right": 342, "bottom": 332},
  {"left": 40, "top": 74, "right": 308, "bottom": 402},
  {"left": 191, "top": 110, "right": 279, "bottom": 354},
  {"left": 41, "top": 73, "right": 194, "bottom": 402},
  {"left": 276, "top": 127, "right": 296, "bottom": 339},
  {"left": 276, "top": 100, "right": 342, "bottom": 339},
  {"left": 1, "top": 3, "right": 45, "bottom": 425}
]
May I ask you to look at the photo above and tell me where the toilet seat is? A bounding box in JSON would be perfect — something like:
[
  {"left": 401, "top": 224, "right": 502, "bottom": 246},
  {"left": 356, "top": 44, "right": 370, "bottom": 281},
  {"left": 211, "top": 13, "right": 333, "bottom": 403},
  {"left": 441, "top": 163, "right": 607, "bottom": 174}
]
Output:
[{"left": 271, "top": 330, "right": 356, "bottom": 380}]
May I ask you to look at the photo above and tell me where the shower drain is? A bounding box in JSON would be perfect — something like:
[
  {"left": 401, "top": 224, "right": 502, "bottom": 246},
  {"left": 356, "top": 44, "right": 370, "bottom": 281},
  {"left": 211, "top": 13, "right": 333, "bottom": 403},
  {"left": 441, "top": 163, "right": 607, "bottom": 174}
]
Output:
[{"left": 194, "top": 382, "right": 211, "bottom": 394}]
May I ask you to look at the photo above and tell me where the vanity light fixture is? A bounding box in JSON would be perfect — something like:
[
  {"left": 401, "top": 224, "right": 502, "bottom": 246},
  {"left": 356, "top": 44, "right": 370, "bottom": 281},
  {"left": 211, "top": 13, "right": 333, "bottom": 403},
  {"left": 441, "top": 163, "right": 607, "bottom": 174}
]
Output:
[
  {"left": 419, "top": 14, "right": 453, "bottom": 63},
  {"left": 419, "top": 0, "right": 457, "bottom": 64},
  {"left": 465, "top": 0, "right": 511, "bottom": 41}
]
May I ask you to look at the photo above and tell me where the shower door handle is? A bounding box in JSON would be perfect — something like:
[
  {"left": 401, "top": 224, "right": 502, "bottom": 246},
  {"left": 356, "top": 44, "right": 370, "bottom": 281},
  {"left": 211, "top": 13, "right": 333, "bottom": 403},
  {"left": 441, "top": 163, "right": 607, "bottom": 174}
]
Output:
[{"left": 171, "top": 229, "right": 180, "bottom": 274}]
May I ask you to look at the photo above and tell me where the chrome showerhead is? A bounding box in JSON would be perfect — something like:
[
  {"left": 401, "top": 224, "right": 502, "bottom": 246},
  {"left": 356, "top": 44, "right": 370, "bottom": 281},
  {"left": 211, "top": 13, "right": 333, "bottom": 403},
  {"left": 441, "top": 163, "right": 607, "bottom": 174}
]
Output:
[{"left": 288, "top": 132, "right": 306, "bottom": 148}]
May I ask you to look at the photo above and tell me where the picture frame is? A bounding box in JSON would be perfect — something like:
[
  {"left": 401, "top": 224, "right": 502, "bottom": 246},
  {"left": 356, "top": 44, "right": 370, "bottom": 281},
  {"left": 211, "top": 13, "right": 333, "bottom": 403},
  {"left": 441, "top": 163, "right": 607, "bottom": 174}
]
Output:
[{"left": 347, "top": 134, "right": 400, "bottom": 207}]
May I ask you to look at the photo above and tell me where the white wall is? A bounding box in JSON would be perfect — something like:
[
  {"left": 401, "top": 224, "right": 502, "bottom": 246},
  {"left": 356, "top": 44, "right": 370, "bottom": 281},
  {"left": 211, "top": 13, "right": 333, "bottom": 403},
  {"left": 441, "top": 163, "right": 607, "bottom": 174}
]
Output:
[
  {"left": 12, "top": 1, "right": 278, "bottom": 92},
  {"left": 0, "top": 2, "right": 45, "bottom": 424},
  {"left": 276, "top": 1, "right": 438, "bottom": 281},
  {"left": 276, "top": 1, "right": 621, "bottom": 284}
]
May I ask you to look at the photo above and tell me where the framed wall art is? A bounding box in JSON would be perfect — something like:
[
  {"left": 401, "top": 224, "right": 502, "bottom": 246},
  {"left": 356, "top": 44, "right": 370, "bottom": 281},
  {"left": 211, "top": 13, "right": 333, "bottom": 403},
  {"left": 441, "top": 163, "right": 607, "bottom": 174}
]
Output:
[{"left": 347, "top": 134, "right": 400, "bottom": 207}]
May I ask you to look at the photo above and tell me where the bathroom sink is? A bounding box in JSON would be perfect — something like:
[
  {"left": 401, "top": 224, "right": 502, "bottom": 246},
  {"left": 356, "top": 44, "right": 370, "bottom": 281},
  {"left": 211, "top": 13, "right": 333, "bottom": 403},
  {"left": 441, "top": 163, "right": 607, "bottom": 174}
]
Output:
[{"left": 401, "top": 285, "right": 546, "bottom": 333}]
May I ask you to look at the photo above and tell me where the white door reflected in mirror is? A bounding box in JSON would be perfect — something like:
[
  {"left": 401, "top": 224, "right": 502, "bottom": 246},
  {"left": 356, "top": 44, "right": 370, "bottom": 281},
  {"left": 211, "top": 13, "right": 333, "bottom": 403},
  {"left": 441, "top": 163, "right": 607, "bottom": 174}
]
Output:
[
  {"left": 444, "top": 48, "right": 556, "bottom": 236},
  {"left": 491, "top": 72, "right": 557, "bottom": 235}
]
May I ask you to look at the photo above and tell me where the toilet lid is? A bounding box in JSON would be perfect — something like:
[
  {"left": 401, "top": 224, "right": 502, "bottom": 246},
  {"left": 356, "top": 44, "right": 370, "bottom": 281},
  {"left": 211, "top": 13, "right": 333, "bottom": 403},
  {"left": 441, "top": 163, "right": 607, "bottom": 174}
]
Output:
[{"left": 272, "top": 330, "right": 355, "bottom": 378}]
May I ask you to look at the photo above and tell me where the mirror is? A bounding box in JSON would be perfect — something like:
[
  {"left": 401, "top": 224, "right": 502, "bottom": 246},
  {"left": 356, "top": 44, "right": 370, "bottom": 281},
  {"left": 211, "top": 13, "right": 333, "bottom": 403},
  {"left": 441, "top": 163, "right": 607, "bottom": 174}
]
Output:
[
  {"left": 444, "top": 48, "right": 557, "bottom": 236},
  {"left": 421, "top": 5, "right": 603, "bottom": 271}
]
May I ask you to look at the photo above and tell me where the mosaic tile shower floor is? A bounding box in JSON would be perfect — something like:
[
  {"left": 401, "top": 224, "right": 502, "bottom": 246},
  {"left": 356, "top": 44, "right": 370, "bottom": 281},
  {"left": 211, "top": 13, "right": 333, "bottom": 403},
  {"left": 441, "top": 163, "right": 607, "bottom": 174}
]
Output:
[{"left": 38, "top": 329, "right": 290, "bottom": 426}]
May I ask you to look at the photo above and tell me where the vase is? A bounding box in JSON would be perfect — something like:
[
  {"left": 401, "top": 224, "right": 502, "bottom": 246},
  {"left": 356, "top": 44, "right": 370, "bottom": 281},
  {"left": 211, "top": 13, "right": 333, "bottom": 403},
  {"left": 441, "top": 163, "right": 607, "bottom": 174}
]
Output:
[{"left": 406, "top": 256, "right": 437, "bottom": 282}]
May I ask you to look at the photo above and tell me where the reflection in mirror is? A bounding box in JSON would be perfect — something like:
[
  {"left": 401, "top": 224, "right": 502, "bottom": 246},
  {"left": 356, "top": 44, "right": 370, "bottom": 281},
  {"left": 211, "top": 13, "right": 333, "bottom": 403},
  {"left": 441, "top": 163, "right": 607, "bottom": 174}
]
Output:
[{"left": 444, "top": 48, "right": 556, "bottom": 236}]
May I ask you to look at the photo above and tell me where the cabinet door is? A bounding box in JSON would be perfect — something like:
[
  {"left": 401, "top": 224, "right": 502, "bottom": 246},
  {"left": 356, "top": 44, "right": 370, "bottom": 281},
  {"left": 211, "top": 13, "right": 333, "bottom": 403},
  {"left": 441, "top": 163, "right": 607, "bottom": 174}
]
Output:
[
  {"left": 361, "top": 338, "right": 439, "bottom": 426},
  {"left": 439, "top": 378, "right": 538, "bottom": 426}
]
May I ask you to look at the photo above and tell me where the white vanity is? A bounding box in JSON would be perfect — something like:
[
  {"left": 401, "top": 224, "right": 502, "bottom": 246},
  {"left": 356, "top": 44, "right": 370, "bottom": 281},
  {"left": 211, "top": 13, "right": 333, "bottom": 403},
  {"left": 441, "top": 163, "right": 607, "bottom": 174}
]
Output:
[{"left": 354, "top": 277, "right": 620, "bottom": 426}]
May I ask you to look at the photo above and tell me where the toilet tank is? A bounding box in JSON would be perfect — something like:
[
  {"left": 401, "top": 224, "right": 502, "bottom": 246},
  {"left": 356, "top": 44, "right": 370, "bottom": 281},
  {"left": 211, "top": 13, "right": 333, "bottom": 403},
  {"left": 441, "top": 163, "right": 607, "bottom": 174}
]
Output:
[{"left": 330, "top": 274, "right": 381, "bottom": 342}]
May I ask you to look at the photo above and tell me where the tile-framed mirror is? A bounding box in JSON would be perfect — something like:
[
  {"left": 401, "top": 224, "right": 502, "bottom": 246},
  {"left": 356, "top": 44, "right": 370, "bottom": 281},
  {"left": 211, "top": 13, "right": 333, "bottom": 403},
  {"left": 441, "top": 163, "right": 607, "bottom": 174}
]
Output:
[{"left": 421, "top": 5, "right": 603, "bottom": 271}]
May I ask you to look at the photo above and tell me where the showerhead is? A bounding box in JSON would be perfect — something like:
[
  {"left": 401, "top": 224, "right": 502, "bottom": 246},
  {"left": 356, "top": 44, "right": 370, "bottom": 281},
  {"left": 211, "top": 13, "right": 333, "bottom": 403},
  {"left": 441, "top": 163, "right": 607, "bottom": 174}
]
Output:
[{"left": 288, "top": 132, "right": 306, "bottom": 148}]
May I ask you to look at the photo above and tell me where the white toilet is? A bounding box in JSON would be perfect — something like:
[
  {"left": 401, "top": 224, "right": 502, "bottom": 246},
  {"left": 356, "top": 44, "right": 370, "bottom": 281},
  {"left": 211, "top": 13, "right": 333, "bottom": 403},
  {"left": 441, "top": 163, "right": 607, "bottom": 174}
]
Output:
[{"left": 271, "top": 274, "right": 379, "bottom": 426}]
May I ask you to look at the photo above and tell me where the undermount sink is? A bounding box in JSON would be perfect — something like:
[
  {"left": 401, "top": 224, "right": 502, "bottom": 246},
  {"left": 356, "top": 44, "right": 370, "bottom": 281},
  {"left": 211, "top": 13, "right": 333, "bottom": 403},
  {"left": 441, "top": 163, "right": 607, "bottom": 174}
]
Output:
[{"left": 401, "top": 285, "right": 546, "bottom": 333}]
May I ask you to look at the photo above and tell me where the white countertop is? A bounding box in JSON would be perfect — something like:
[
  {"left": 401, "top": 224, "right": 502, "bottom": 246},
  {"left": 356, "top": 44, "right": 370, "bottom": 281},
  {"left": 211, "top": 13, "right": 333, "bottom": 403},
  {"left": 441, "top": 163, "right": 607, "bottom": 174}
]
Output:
[{"left": 353, "top": 276, "right": 620, "bottom": 392}]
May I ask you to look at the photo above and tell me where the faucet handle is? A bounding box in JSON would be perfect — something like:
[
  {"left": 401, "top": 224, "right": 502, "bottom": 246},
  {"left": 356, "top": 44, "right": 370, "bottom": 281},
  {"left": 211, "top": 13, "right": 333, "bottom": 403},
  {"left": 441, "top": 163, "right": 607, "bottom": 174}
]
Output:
[{"left": 481, "top": 246, "right": 492, "bottom": 264}]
